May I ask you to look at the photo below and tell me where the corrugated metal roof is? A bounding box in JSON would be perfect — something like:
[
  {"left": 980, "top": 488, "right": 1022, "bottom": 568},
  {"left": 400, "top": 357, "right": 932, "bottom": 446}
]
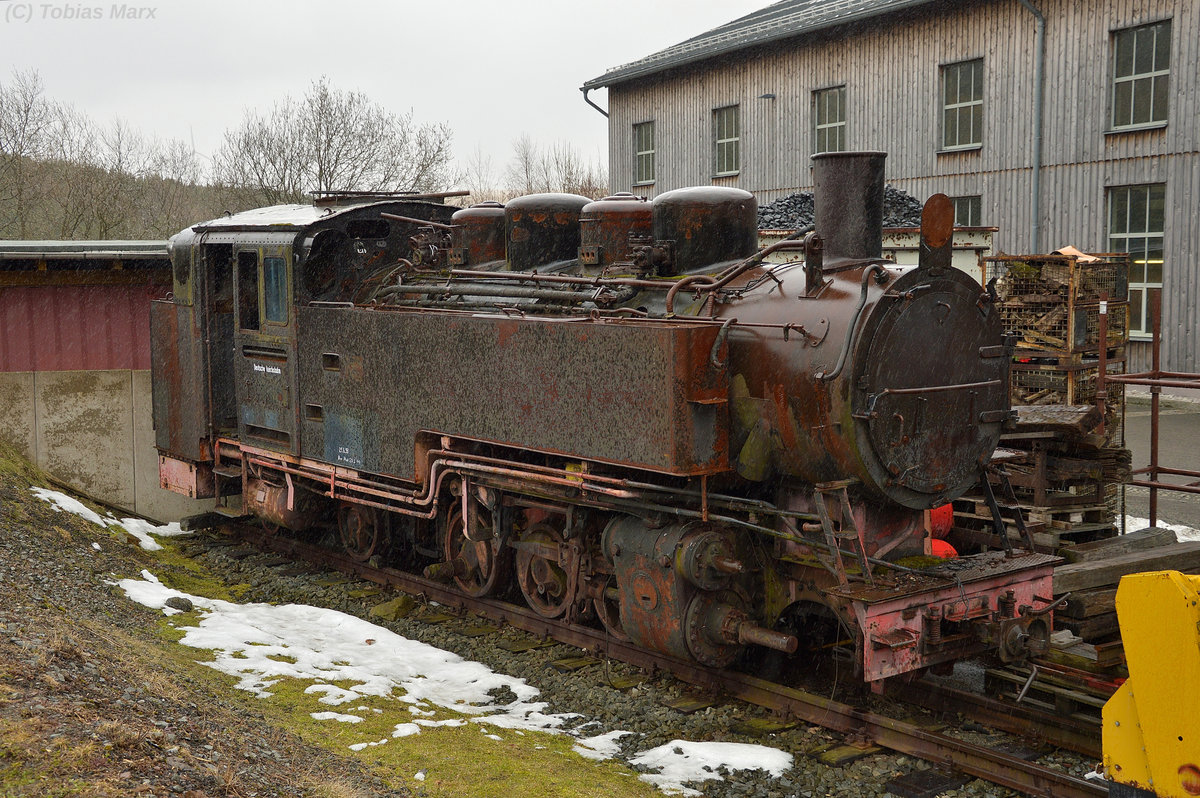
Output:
[
  {"left": 582, "top": 0, "right": 937, "bottom": 89},
  {"left": 0, "top": 240, "right": 168, "bottom": 259}
]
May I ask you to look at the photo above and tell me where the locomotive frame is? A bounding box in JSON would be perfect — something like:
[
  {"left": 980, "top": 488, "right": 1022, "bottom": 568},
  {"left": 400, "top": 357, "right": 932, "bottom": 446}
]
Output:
[{"left": 151, "top": 153, "right": 1058, "bottom": 687}]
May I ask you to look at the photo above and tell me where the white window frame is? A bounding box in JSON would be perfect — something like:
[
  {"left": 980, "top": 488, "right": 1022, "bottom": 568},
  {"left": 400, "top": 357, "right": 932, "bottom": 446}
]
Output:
[
  {"left": 812, "top": 86, "right": 846, "bottom": 154},
  {"left": 950, "top": 195, "right": 982, "bottom": 227},
  {"left": 1108, "top": 183, "right": 1165, "bottom": 338},
  {"left": 633, "top": 121, "right": 655, "bottom": 186},
  {"left": 1110, "top": 20, "right": 1171, "bottom": 131},
  {"left": 940, "top": 59, "right": 983, "bottom": 151},
  {"left": 712, "top": 105, "right": 740, "bottom": 177}
]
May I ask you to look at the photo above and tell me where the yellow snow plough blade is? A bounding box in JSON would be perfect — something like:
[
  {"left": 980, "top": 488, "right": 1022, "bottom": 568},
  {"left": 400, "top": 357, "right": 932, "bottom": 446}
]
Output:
[{"left": 1103, "top": 570, "right": 1200, "bottom": 798}]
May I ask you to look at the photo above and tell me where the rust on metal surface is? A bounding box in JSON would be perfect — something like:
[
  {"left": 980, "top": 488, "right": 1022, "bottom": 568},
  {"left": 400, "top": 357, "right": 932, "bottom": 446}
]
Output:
[
  {"left": 449, "top": 202, "right": 506, "bottom": 268},
  {"left": 920, "top": 193, "right": 955, "bottom": 249},
  {"left": 578, "top": 193, "right": 651, "bottom": 269},
  {"left": 504, "top": 193, "right": 591, "bottom": 271}
]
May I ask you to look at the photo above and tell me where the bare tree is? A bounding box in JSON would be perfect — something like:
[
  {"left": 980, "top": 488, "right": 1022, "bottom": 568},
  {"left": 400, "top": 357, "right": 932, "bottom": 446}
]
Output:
[
  {"left": 460, "top": 145, "right": 508, "bottom": 203},
  {"left": 42, "top": 104, "right": 99, "bottom": 238},
  {"left": 213, "top": 77, "right": 457, "bottom": 206},
  {"left": 139, "top": 137, "right": 204, "bottom": 236},
  {"left": 0, "top": 70, "right": 55, "bottom": 238},
  {"left": 504, "top": 133, "right": 544, "bottom": 196},
  {"left": 1, "top": 69, "right": 219, "bottom": 240},
  {"left": 502, "top": 135, "right": 608, "bottom": 198}
]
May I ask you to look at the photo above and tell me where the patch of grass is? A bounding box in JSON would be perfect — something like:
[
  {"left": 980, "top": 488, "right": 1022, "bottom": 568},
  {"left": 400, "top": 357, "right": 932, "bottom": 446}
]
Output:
[
  {"left": 145, "top": 540, "right": 238, "bottom": 602},
  {"left": 254, "top": 678, "right": 658, "bottom": 798},
  {"left": 0, "top": 716, "right": 121, "bottom": 797},
  {"left": 0, "top": 439, "right": 49, "bottom": 484},
  {"left": 95, "top": 720, "right": 142, "bottom": 750}
]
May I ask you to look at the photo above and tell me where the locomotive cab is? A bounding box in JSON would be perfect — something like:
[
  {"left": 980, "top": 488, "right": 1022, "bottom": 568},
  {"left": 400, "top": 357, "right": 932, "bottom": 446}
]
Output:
[{"left": 151, "top": 197, "right": 458, "bottom": 498}]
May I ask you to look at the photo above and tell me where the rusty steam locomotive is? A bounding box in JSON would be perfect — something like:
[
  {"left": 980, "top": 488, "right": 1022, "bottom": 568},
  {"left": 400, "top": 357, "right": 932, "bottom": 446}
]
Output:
[{"left": 152, "top": 151, "right": 1058, "bottom": 686}]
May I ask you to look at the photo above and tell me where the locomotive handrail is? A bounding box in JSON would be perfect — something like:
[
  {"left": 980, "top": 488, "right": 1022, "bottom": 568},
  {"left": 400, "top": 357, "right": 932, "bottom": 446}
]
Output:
[
  {"left": 449, "top": 268, "right": 671, "bottom": 291},
  {"left": 380, "top": 212, "right": 454, "bottom": 231},
  {"left": 664, "top": 238, "right": 809, "bottom": 314},
  {"left": 815, "top": 264, "right": 888, "bottom": 381},
  {"left": 870, "top": 379, "right": 1004, "bottom": 396}
]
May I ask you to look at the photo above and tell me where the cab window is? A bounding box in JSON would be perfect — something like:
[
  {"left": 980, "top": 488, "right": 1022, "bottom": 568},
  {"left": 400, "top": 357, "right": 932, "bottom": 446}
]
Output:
[
  {"left": 263, "top": 256, "right": 288, "bottom": 324},
  {"left": 237, "top": 250, "right": 260, "bottom": 331}
]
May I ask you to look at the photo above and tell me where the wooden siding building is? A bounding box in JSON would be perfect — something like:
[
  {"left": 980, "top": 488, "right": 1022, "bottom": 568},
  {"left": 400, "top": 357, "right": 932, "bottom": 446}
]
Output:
[{"left": 584, "top": 0, "right": 1198, "bottom": 374}]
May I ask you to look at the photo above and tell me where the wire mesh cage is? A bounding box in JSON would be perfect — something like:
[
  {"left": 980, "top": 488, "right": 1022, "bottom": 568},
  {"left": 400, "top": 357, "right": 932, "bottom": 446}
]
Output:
[{"left": 986, "top": 254, "right": 1130, "bottom": 356}]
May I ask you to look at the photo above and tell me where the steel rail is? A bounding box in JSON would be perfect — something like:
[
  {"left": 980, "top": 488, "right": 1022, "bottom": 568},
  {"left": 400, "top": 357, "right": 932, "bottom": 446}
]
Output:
[
  {"left": 888, "top": 678, "right": 1101, "bottom": 759},
  {"left": 231, "top": 528, "right": 1105, "bottom": 798}
]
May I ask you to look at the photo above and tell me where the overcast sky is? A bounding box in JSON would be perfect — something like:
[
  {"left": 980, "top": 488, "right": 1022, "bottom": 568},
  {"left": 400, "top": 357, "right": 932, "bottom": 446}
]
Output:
[{"left": 0, "top": 0, "right": 767, "bottom": 183}]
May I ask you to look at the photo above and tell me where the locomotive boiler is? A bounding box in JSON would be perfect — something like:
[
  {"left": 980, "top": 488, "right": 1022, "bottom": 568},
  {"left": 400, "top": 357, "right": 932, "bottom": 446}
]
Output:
[{"left": 151, "top": 152, "right": 1058, "bottom": 686}]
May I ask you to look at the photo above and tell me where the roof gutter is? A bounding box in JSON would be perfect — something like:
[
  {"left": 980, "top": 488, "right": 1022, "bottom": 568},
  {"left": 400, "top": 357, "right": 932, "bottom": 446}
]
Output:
[
  {"left": 1017, "top": 0, "right": 1045, "bottom": 253},
  {"left": 581, "top": 87, "right": 608, "bottom": 118}
]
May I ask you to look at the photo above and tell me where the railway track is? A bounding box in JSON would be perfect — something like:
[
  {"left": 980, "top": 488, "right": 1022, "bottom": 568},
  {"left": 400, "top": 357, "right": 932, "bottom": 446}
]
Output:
[{"left": 211, "top": 525, "right": 1106, "bottom": 798}]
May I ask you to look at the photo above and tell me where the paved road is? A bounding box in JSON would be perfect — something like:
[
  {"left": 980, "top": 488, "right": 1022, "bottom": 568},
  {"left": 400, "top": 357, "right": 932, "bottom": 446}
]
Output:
[{"left": 1122, "top": 396, "right": 1200, "bottom": 532}]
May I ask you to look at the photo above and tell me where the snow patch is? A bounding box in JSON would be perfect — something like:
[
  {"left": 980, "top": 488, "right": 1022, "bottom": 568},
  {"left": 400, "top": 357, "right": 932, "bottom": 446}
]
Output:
[
  {"left": 391, "top": 723, "right": 421, "bottom": 738},
  {"left": 630, "top": 740, "right": 793, "bottom": 796},
  {"left": 1124, "top": 515, "right": 1200, "bottom": 542},
  {"left": 117, "top": 573, "right": 796, "bottom": 794},
  {"left": 310, "top": 711, "right": 363, "bottom": 723},
  {"left": 118, "top": 574, "right": 568, "bottom": 731},
  {"left": 31, "top": 487, "right": 191, "bottom": 551},
  {"left": 573, "top": 730, "right": 634, "bottom": 761}
]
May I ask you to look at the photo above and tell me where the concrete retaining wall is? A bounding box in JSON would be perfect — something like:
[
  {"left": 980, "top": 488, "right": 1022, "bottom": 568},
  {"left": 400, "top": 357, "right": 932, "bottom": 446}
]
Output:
[{"left": 0, "top": 368, "right": 211, "bottom": 522}]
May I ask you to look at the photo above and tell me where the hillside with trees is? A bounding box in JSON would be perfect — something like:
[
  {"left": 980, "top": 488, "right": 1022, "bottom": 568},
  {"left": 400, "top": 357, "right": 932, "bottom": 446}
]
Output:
[{"left": 0, "top": 70, "right": 609, "bottom": 241}]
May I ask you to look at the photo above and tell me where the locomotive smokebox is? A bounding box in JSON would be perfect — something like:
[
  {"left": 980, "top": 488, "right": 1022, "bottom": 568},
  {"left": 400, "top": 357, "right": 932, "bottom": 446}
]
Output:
[
  {"left": 813, "top": 151, "right": 886, "bottom": 261},
  {"left": 505, "top": 193, "right": 591, "bottom": 271}
]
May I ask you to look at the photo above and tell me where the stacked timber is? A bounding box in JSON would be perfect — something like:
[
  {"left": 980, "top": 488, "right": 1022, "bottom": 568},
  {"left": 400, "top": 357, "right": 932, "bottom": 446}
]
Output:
[
  {"left": 953, "top": 252, "right": 1132, "bottom": 551},
  {"left": 989, "top": 253, "right": 1129, "bottom": 442},
  {"left": 1050, "top": 528, "right": 1200, "bottom": 647}
]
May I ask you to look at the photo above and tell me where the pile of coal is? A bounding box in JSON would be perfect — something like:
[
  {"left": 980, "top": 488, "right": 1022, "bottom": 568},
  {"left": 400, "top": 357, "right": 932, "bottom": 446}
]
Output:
[
  {"left": 757, "top": 192, "right": 815, "bottom": 231},
  {"left": 757, "top": 185, "right": 925, "bottom": 230}
]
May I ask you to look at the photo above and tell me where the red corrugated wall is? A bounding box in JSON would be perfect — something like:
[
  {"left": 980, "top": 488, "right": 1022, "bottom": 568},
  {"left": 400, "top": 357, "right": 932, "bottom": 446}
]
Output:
[{"left": 0, "top": 284, "right": 164, "bottom": 372}]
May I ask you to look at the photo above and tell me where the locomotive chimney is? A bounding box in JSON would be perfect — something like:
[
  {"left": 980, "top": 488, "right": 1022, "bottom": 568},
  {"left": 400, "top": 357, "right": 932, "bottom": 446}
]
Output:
[{"left": 812, "top": 151, "right": 886, "bottom": 262}]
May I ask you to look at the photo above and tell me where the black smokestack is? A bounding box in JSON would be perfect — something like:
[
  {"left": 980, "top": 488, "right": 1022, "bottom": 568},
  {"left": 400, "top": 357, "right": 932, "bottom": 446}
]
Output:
[{"left": 812, "top": 151, "right": 886, "bottom": 261}]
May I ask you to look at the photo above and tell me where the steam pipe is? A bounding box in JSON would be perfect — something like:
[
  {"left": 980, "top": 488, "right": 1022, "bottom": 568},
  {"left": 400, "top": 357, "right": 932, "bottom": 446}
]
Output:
[
  {"left": 378, "top": 282, "right": 603, "bottom": 303},
  {"left": 1017, "top": 0, "right": 1046, "bottom": 253},
  {"left": 381, "top": 212, "right": 454, "bottom": 231}
]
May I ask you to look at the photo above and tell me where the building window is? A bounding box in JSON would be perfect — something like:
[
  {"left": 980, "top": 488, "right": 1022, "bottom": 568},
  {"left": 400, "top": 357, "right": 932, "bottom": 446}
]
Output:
[
  {"left": 812, "top": 86, "right": 846, "bottom": 154},
  {"left": 633, "top": 122, "right": 655, "bottom": 185},
  {"left": 1111, "top": 20, "right": 1171, "bottom": 130},
  {"left": 950, "top": 195, "right": 982, "bottom": 227},
  {"left": 941, "top": 59, "right": 983, "bottom": 150},
  {"left": 1108, "top": 184, "right": 1165, "bottom": 336},
  {"left": 713, "top": 105, "right": 740, "bottom": 176}
]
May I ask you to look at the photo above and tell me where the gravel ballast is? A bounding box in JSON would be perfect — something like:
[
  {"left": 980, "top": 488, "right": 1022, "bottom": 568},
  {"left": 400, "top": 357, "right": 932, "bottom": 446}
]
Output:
[{"left": 0, "top": 451, "right": 1098, "bottom": 797}]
